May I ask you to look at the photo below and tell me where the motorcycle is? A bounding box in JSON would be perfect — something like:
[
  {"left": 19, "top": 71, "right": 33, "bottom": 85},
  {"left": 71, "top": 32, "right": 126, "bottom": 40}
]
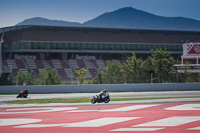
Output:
[
  {"left": 16, "top": 90, "right": 29, "bottom": 98},
  {"left": 91, "top": 93, "right": 110, "bottom": 104}
]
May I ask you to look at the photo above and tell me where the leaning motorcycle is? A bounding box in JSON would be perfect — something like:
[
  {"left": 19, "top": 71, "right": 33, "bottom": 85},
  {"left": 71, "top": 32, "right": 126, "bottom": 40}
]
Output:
[
  {"left": 91, "top": 93, "right": 110, "bottom": 104},
  {"left": 16, "top": 90, "right": 28, "bottom": 98}
]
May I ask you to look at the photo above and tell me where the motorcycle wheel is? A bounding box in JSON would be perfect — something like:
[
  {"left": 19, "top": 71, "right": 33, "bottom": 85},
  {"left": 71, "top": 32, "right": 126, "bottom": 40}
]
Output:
[
  {"left": 104, "top": 97, "right": 110, "bottom": 103},
  {"left": 91, "top": 98, "right": 96, "bottom": 104}
]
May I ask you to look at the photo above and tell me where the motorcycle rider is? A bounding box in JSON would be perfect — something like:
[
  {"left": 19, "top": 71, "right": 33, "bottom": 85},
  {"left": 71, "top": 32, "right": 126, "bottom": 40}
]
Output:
[
  {"left": 18, "top": 89, "right": 29, "bottom": 98},
  {"left": 91, "top": 89, "right": 110, "bottom": 104},
  {"left": 99, "top": 89, "right": 108, "bottom": 99},
  {"left": 23, "top": 89, "right": 29, "bottom": 97}
]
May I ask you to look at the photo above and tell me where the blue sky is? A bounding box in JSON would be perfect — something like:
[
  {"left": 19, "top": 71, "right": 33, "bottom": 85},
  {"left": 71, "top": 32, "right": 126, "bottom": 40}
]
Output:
[{"left": 0, "top": 0, "right": 200, "bottom": 28}]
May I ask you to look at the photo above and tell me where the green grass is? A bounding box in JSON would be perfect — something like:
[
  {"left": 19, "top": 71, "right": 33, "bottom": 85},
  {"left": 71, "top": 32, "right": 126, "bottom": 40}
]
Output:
[
  {"left": 6, "top": 98, "right": 91, "bottom": 104},
  {"left": 6, "top": 96, "right": 200, "bottom": 104}
]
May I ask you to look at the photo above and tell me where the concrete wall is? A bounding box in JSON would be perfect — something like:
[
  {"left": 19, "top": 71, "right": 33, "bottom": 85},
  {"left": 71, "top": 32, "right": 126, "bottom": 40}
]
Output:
[{"left": 0, "top": 83, "right": 200, "bottom": 94}]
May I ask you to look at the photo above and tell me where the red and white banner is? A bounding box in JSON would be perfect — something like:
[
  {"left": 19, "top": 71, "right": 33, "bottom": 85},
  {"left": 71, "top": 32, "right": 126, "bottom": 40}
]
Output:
[{"left": 183, "top": 43, "right": 200, "bottom": 55}]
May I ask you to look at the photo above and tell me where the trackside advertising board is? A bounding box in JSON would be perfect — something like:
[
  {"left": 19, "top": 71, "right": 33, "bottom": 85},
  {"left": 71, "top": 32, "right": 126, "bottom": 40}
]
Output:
[{"left": 183, "top": 43, "right": 200, "bottom": 56}]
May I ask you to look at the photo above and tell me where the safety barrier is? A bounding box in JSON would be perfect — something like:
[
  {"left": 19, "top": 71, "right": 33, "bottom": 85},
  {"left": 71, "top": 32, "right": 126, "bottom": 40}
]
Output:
[{"left": 0, "top": 83, "right": 200, "bottom": 94}]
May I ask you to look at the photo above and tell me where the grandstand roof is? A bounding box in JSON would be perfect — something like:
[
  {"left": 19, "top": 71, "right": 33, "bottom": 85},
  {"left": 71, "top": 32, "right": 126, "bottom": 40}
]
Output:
[
  {"left": 1, "top": 25, "right": 200, "bottom": 35},
  {"left": 2, "top": 25, "right": 200, "bottom": 55},
  {"left": 1, "top": 25, "right": 200, "bottom": 46}
]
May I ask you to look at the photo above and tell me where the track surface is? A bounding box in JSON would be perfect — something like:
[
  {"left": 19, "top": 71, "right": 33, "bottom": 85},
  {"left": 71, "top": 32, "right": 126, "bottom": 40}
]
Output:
[
  {"left": 1, "top": 102, "right": 200, "bottom": 133},
  {"left": 1, "top": 91, "right": 200, "bottom": 102}
]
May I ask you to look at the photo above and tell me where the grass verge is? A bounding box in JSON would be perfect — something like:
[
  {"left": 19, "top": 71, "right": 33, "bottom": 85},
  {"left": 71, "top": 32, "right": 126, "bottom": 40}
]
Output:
[{"left": 6, "top": 96, "right": 200, "bottom": 104}]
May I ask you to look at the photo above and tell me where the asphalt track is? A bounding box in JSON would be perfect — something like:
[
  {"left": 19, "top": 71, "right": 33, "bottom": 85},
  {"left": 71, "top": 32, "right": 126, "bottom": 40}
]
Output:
[
  {"left": 0, "top": 91, "right": 200, "bottom": 133},
  {"left": 0, "top": 91, "right": 200, "bottom": 103}
]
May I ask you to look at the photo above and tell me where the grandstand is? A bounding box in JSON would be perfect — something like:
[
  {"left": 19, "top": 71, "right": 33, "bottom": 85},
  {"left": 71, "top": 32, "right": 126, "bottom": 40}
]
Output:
[{"left": 1, "top": 25, "right": 200, "bottom": 82}]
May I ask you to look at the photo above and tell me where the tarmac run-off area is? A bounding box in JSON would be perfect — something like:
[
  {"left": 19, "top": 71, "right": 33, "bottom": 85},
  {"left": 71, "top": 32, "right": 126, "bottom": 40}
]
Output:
[{"left": 0, "top": 102, "right": 200, "bottom": 133}]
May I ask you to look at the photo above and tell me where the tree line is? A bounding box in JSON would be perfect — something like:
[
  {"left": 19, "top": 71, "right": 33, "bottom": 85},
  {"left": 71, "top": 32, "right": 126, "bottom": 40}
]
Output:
[
  {"left": 13, "top": 49, "right": 200, "bottom": 85},
  {"left": 83, "top": 49, "right": 199, "bottom": 84},
  {"left": 14, "top": 69, "right": 61, "bottom": 85}
]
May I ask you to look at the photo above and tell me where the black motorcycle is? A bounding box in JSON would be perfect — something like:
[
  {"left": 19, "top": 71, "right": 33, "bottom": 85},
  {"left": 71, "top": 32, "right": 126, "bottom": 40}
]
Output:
[
  {"left": 91, "top": 93, "right": 110, "bottom": 104},
  {"left": 16, "top": 90, "right": 29, "bottom": 98}
]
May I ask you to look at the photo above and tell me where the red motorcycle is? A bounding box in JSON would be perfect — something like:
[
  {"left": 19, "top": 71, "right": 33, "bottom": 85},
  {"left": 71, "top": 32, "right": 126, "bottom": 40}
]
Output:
[{"left": 16, "top": 89, "right": 29, "bottom": 98}]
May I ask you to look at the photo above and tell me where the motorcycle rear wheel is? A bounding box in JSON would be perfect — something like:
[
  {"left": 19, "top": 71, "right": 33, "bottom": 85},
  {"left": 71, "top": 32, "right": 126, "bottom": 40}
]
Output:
[{"left": 91, "top": 98, "right": 96, "bottom": 104}]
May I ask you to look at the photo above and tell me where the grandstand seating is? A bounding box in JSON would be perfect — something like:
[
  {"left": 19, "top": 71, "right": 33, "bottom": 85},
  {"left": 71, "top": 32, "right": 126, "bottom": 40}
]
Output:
[
  {"left": 35, "top": 60, "right": 45, "bottom": 69},
  {"left": 88, "top": 68, "right": 97, "bottom": 77},
  {"left": 46, "top": 60, "right": 54, "bottom": 68},
  {"left": 15, "top": 59, "right": 26, "bottom": 69},
  {"left": 6, "top": 59, "right": 21, "bottom": 74},
  {"left": 96, "top": 60, "right": 106, "bottom": 69},
  {"left": 25, "top": 60, "right": 37, "bottom": 69},
  {"left": 4, "top": 59, "right": 123, "bottom": 81},
  {"left": 60, "top": 60, "right": 70, "bottom": 68},
  {"left": 52, "top": 59, "right": 62, "bottom": 69},
  {"left": 68, "top": 60, "right": 79, "bottom": 69},
  {"left": 57, "top": 68, "right": 67, "bottom": 79},
  {"left": 2, "top": 59, "right": 8, "bottom": 67},
  {"left": 77, "top": 60, "right": 86, "bottom": 68},
  {"left": 42, "top": 60, "right": 51, "bottom": 69},
  {"left": 90, "top": 60, "right": 98, "bottom": 68},
  {"left": 64, "top": 68, "right": 75, "bottom": 79}
]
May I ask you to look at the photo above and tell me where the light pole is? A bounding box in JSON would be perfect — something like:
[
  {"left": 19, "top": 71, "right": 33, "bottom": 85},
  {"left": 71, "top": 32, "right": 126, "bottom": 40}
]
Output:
[
  {"left": 151, "top": 73, "right": 153, "bottom": 84},
  {"left": 44, "top": 70, "right": 46, "bottom": 85}
]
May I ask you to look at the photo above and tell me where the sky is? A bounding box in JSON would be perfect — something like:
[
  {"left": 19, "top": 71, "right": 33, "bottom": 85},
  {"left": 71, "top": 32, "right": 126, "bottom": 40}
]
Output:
[{"left": 0, "top": 0, "right": 200, "bottom": 28}]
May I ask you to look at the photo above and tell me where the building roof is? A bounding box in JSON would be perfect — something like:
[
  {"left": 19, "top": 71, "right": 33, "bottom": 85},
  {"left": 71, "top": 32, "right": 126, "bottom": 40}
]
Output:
[{"left": 1, "top": 25, "right": 200, "bottom": 35}]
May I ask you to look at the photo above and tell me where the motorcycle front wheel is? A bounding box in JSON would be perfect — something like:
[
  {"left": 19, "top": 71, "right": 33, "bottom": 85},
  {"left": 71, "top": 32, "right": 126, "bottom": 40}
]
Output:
[{"left": 104, "top": 97, "right": 110, "bottom": 103}]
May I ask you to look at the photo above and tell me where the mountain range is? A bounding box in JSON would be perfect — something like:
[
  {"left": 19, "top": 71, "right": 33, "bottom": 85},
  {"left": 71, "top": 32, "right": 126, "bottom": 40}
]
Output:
[{"left": 17, "top": 7, "right": 200, "bottom": 31}]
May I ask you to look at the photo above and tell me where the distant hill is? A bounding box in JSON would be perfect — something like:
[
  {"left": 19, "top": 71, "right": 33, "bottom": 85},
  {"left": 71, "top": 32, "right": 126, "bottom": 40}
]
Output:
[
  {"left": 17, "top": 17, "right": 81, "bottom": 27},
  {"left": 17, "top": 7, "right": 200, "bottom": 31}
]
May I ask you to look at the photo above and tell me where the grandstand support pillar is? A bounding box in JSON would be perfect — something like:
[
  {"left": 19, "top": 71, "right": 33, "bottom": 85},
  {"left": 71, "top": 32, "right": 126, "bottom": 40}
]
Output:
[
  {"left": 62, "top": 53, "right": 67, "bottom": 60},
  {"left": 0, "top": 44, "right": 1, "bottom": 77},
  {"left": 0, "top": 42, "right": 1, "bottom": 77},
  {"left": 0, "top": 32, "right": 3, "bottom": 77},
  {"left": 181, "top": 57, "right": 183, "bottom": 65},
  {"left": 176, "top": 68, "right": 178, "bottom": 83}
]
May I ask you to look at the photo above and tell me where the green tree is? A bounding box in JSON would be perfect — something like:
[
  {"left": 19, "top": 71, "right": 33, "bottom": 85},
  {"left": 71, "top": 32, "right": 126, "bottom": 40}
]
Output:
[
  {"left": 46, "top": 69, "right": 60, "bottom": 85},
  {"left": 36, "top": 69, "right": 61, "bottom": 85},
  {"left": 13, "top": 70, "right": 37, "bottom": 85},
  {"left": 179, "top": 61, "right": 198, "bottom": 83},
  {"left": 92, "top": 72, "right": 102, "bottom": 84},
  {"left": 13, "top": 70, "right": 23, "bottom": 85},
  {"left": 121, "top": 53, "right": 144, "bottom": 83},
  {"left": 143, "top": 56, "right": 155, "bottom": 83},
  {"left": 148, "top": 49, "right": 173, "bottom": 83},
  {"left": 74, "top": 67, "right": 88, "bottom": 84},
  {"left": 100, "top": 61, "right": 123, "bottom": 84},
  {"left": 22, "top": 70, "right": 35, "bottom": 85},
  {"left": 26, "top": 70, "right": 37, "bottom": 85}
]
